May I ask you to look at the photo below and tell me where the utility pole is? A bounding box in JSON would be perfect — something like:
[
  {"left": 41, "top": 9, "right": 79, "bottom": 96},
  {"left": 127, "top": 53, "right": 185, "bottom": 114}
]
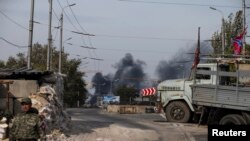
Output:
[
  {"left": 59, "top": 3, "right": 76, "bottom": 73},
  {"left": 242, "top": 0, "right": 246, "bottom": 55},
  {"left": 210, "top": 7, "right": 225, "bottom": 56},
  {"left": 47, "top": 0, "right": 53, "bottom": 71},
  {"left": 222, "top": 18, "right": 225, "bottom": 56},
  {"left": 27, "top": 0, "right": 35, "bottom": 69},
  {"left": 59, "top": 12, "right": 63, "bottom": 73}
]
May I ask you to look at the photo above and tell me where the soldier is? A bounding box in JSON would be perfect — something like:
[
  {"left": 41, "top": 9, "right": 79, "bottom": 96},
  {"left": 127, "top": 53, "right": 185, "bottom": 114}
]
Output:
[{"left": 10, "top": 97, "right": 45, "bottom": 141}]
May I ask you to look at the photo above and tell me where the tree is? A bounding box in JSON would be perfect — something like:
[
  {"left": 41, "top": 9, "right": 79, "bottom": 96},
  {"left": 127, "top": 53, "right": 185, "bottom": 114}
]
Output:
[
  {"left": 115, "top": 85, "right": 138, "bottom": 104},
  {"left": 211, "top": 11, "right": 250, "bottom": 56},
  {"left": 0, "top": 60, "right": 5, "bottom": 68},
  {"left": 30, "top": 43, "right": 49, "bottom": 71},
  {"left": 63, "top": 59, "right": 87, "bottom": 107},
  {"left": 5, "top": 53, "right": 26, "bottom": 68},
  {"left": 1, "top": 43, "right": 88, "bottom": 107}
]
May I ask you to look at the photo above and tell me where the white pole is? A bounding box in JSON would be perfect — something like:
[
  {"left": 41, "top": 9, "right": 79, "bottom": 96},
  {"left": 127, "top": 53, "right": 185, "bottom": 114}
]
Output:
[
  {"left": 59, "top": 13, "right": 63, "bottom": 73},
  {"left": 27, "top": 0, "right": 35, "bottom": 69},
  {"left": 210, "top": 7, "right": 225, "bottom": 56},
  {"left": 47, "top": 0, "right": 53, "bottom": 70}
]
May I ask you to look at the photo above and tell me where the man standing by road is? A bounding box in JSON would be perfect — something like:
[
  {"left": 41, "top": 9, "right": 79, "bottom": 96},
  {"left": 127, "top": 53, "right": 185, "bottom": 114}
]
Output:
[{"left": 10, "top": 97, "right": 45, "bottom": 141}]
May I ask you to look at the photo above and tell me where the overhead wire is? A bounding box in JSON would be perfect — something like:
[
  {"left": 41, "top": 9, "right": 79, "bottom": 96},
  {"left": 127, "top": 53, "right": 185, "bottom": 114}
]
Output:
[
  {"left": 65, "top": 0, "right": 96, "bottom": 50},
  {"left": 95, "top": 34, "right": 196, "bottom": 41},
  {"left": 51, "top": 9, "right": 61, "bottom": 46},
  {"left": 94, "top": 47, "right": 176, "bottom": 54},
  {"left": 56, "top": 0, "right": 89, "bottom": 51},
  {"left": 56, "top": 0, "right": 234, "bottom": 74},
  {"left": 0, "top": 9, "right": 28, "bottom": 30},
  {"left": 52, "top": 8, "right": 60, "bottom": 21},
  {"left": 118, "top": 0, "right": 241, "bottom": 9},
  {"left": 56, "top": 0, "right": 81, "bottom": 33},
  {"left": 66, "top": 0, "right": 87, "bottom": 33},
  {"left": 0, "top": 37, "right": 27, "bottom": 48},
  {"left": 66, "top": 0, "right": 100, "bottom": 71},
  {"left": 66, "top": 0, "right": 97, "bottom": 56},
  {"left": 30, "top": 21, "right": 204, "bottom": 42}
]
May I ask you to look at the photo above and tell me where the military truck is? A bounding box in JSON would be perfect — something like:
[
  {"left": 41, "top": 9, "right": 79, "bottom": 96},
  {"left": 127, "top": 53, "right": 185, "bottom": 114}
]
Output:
[{"left": 157, "top": 58, "right": 250, "bottom": 124}]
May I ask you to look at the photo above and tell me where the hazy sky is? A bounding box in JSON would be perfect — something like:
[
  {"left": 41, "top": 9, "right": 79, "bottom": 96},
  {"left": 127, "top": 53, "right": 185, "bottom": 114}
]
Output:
[{"left": 0, "top": 0, "right": 249, "bottom": 82}]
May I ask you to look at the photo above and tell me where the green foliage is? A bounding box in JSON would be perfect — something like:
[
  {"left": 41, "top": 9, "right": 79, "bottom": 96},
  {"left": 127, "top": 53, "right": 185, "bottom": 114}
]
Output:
[
  {"left": 211, "top": 32, "right": 221, "bottom": 55},
  {"left": 63, "top": 59, "right": 87, "bottom": 107},
  {"left": 115, "top": 85, "right": 138, "bottom": 103},
  {"left": 30, "top": 43, "right": 48, "bottom": 71},
  {"left": 0, "top": 60, "right": 5, "bottom": 68},
  {"left": 0, "top": 43, "right": 87, "bottom": 107},
  {"left": 211, "top": 10, "right": 250, "bottom": 56},
  {"left": 5, "top": 53, "right": 26, "bottom": 68}
]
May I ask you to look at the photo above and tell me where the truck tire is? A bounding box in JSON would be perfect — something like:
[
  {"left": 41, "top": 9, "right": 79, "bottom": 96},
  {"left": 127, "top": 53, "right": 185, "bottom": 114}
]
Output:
[
  {"left": 219, "top": 114, "right": 247, "bottom": 125},
  {"left": 165, "top": 101, "right": 191, "bottom": 123}
]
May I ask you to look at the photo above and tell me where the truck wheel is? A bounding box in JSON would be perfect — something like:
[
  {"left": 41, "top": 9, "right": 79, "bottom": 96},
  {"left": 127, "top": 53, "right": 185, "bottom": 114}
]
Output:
[
  {"left": 165, "top": 101, "right": 191, "bottom": 123},
  {"left": 219, "top": 114, "right": 247, "bottom": 125}
]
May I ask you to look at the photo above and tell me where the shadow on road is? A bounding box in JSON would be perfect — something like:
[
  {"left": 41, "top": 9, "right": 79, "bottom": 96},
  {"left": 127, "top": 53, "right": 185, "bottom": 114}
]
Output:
[{"left": 66, "top": 108, "right": 158, "bottom": 136}]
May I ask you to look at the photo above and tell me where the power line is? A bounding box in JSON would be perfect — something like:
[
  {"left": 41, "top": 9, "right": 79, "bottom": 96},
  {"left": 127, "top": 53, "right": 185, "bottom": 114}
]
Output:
[
  {"left": 66, "top": 0, "right": 99, "bottom": 70},
  {"left": 32, "top": 21, "right": 197, "bottom": 42},
  {"left": 0, "top": 37, "right": 27, "bottom": 48},
  {"left": 119, "top": 0, "right": 241, "bottom": 8},
  {"left": 57, "top": 0, "right": 100, "bottom": 72},
  {"left": 95, "top": 34, "right": 196, "bottom": 41},
  {"left": 66, "top": 0, "right": 87, "bottom": 33},
  {"left": 96, "top": 47, "right": 176, "bottom": 54},
  {"left": 52, "top": 8, "right": 60, "bottom": 21},
  {"left": 56, "top": 0, "right": 81, "bottom": 34},
  {"left": 56, "top": 0, "right": 95, "bottom": 55},
  {"left": 66, "top": 0, "right": 94, "bottom": 46},
  {"left": 0, "top": 9, "right": 28, "bottom": 30},
  {"left": 63, "top": 38, "right": 183, "bottom": 54}
]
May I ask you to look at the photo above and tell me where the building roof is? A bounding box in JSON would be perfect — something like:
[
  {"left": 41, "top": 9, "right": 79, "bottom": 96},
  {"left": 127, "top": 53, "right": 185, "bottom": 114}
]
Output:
[{"left": 0, "top": 67, "right": 53, "bottom": 80}]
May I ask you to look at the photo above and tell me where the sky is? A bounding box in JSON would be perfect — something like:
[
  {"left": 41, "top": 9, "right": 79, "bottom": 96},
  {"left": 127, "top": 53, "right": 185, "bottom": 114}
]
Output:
[{"left": 0, "top": 0, "right": 249, "bottom": 84}]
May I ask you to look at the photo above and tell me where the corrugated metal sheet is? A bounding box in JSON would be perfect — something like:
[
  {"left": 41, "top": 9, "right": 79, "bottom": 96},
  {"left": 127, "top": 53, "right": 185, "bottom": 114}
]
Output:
[
  {"left": 192, "top": 85, "right": 214, "bottom": 101},
  {"left": 192, "top": 84, "right": 250, "bottom": 111},
  {"left": 238, "top": 92, "right": 250, "bottom": 104},
  {"left": 0, "top": 67, "right": 53, "bottom": 79},
  {"left": 217, "top": 89, "right": 237, "bottom": 104}
]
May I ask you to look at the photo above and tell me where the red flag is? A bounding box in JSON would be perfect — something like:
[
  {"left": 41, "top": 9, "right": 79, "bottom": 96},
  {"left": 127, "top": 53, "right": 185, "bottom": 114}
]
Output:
[
  {"left": 192, "top": 27, "right": 200, "bottom": 69},
  {"left": 233, "top": 27, "right": 247, "bottom": 55},
  {"left": 192, "top": 46, "right": 200, "bottom": 69}
]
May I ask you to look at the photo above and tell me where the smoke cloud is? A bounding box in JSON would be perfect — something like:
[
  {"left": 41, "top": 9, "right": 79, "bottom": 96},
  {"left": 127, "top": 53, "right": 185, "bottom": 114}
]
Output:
[
  {"left": 91, "top": 53, "right": 150, "bottom": 96},
  {"left": 113, "top": 53, "right": 146, "bottom": 88},
  {"left": 156, "top": 42, "right": 212, "bottom": 81},
  {"left": 91, "top": 42, "right": 213, "bottom": 96}
]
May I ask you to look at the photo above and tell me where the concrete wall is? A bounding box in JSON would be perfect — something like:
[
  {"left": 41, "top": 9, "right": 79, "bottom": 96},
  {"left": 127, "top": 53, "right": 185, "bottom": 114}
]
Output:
[
  {"left": 9, "top": 80, "right": 38, "bottom": 98},
  {"left": 0, "top": 80, "right": 38, "bottom": 115},
  {"left": 107, "top": 105, "right": 153, "bottom": 114}
]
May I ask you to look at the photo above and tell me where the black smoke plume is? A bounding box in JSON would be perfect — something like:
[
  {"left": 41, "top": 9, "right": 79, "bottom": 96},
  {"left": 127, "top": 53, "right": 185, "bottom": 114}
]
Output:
[
  {"left": 113, "top": 53, "right": 147, "bottom": 89},
  {"left": 156, "top": 42, "right": 212, "bottom": 81},
  {"left": 91, "top": 53, "right": 149, "bottom": 96},
  {"left": 92, "top": 72, "right": 109, "bottom": 95}
]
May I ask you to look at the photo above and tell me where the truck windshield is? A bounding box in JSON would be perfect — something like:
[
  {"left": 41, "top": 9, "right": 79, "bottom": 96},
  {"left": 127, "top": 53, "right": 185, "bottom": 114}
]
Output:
[{"left": 196, "top": 67, "right": 211, "bottom": 80}]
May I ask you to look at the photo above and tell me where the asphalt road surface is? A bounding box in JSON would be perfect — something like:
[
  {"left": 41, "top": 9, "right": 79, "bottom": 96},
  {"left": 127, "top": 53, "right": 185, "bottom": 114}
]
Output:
[{"left": 65, "top": 108, "right": 208, "bottom": 141}]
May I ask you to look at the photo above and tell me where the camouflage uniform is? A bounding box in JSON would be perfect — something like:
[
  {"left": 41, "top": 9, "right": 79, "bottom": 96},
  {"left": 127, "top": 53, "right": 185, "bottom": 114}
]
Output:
[
  {"left": 10, "top": 110, "right": 46, "bottom": 141},
  {"left": 10, "top": 98, "right": 45, "bottom": 141}
]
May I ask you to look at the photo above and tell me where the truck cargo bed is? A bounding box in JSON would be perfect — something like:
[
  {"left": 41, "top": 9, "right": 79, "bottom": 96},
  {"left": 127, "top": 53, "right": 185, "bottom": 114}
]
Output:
[{"left": 192, "top": 84, "right": 250, "bottom": 111}]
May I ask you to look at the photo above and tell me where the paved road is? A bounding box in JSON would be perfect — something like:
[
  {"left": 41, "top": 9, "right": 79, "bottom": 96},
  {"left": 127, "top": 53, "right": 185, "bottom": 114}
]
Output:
[{"left": 66, "top": 108, "right": 208, "bottom": 141}]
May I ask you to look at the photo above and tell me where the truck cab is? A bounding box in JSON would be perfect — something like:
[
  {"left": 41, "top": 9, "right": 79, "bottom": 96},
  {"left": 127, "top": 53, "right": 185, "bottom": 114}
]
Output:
[{"left": 157, "top": 63, "right": 217, "bottom": 122}]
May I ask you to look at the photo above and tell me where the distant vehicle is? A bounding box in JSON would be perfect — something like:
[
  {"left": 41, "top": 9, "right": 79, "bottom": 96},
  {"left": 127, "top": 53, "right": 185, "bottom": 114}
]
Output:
[
  {"left": 83, "top": 103, "right": 91, "bottom": 108},
  {"left": 157, "top": 59, "right": 250, "bottom": 125},
  {"left": 103, "top": 96, "right": 120, "bottom": 104}
]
